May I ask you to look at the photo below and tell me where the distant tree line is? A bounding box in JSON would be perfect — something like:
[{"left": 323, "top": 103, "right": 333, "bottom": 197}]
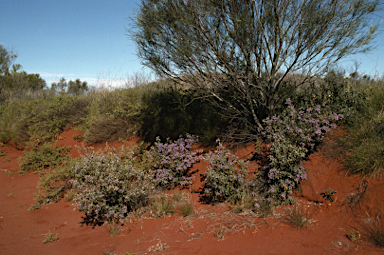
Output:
[{"left": 0, "top": 44, "right": 89, "bottom": 102}]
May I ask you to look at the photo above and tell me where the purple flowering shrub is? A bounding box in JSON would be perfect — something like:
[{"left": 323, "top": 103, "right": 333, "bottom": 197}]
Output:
[
  {"left": 204, "top": 141, "right": 249, "bottom": 203},
  {"left": 71, "top": 145, "right": 154, "bottom": 224},
  {"left": 258, "top": 98, "right": 343, "bottom": 202},
  {"left": 148, "top": 134, "right": 203, "bottom": 188}
]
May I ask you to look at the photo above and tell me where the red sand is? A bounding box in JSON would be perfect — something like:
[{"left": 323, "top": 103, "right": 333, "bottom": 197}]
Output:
[{"left": 0, "top": 130, "right": 383, "bottom": 254}]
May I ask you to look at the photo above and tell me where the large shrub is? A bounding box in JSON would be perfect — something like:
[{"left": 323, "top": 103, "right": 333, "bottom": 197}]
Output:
[{"left": 71, "top": 145, "right": 154, "bottom": 224}]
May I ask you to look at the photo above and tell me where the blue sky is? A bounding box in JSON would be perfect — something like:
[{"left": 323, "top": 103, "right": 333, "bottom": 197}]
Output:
[{"left": 1, "top": 0, "right": 384, "bottom": 86}]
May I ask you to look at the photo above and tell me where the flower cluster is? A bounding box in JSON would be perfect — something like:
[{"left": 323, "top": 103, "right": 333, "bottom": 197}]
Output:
[
  {"left": 258, "top": 98, "right": 343, "bottom": 202},
  {"left": 204, "top": 141, "right": 248, "bottom": 203},
  {"left": 71, "top": 145, "right": 154, "bottom": 224},
  {"left": 148, "top": 134, "right": 203, "bottom": 188}
]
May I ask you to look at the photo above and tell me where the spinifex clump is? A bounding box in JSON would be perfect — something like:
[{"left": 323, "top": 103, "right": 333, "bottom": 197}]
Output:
[
  {"left": 257, "top": 98, "right": 343, "bottom": 203},
  {"left": 149, "top": 134, "right": 203, "bottom": 189}
]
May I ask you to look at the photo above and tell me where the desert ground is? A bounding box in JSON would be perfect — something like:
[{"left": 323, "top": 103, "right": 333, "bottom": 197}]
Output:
[{"left": 1, "top": 129, "right": 383, "bottom": 255}]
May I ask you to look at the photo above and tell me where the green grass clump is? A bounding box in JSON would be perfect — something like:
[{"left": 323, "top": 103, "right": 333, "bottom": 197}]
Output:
[{"left": 341, "top": 83, "right": 384, "bottom": 177}]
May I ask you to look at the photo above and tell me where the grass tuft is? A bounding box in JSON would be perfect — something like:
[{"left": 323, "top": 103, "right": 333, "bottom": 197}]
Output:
[
  {"left": 286, "top": 202, "right": 311, "bottom": 228},
  {"left": 360, "top": 208, "right": 384, "bottom": 247}
]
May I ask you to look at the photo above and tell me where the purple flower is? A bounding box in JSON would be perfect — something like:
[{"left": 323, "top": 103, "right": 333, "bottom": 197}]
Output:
[{"left": 286, "top": 98, "right": 292, "bottom": 105}]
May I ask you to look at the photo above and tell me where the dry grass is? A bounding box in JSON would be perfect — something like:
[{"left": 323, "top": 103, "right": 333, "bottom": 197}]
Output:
[
  {"left": 286, "top": 202, "right": 312, "bottom": 229},
  {"left": 360, "top": 208, "right": 384, "bottom": 247}
]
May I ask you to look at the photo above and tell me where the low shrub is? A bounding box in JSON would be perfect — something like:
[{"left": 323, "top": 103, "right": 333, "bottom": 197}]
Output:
[
  {"left": 148, "top": 134, "right": 203, "bottom": 189},
  {"left": 203, "top": 141, "right": 248, "bottom": 203},
  {"left": 18, "top": 139, "right": 72, "bottom": 174},
  {"left": 71, "top": 145, "right": 155, "bottom": 224}
]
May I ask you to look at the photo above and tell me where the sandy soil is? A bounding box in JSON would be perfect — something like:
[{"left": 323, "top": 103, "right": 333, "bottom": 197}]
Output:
[{"left": 0, "top": 129, "right": 383, "bottom": 255}]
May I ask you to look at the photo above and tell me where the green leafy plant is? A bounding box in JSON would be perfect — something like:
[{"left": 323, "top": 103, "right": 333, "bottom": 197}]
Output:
[
  {"left": 0, "top": 151, "right": 5, "bottom": 156},
  {"left": 28, "top": 202, "right": 41, "bottom": 211},
  {"left": 321, "top": 189, "right": 337, "bottom": 202},
  {"left": 43, "top": 231, "right": 58, "bottom": 243},
  {"left": 347, "top": 228, "right": 361, "bottom": 243},
  {"left": 7, "top": 193, "right": 13, "bottom": 197},
  {"left": 18, "top": 140, "right": 72, "bottom": 174},
  {"left": 2, "top": 157, "right": 10, "bottom": 162}
]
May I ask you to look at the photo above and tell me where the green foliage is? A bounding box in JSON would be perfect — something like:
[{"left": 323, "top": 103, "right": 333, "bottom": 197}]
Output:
[
  {"left": 0, "top": 99, "right": 35, "bottom": 143},
  {"left": 288, "top": 69, "right": 367, "bottom": 122},
  {"left": 139, "top": 84, "right": 227, "bottom": 143},
  {"left": 321, "top": 189, "right": 337, "bottom": 202},
  {"left": 341, "top": 82, "right": 384, "bottom": 177},
  {"left": 28, "top": 202, "right": 41, "bottom": 211},
  {"left": 35, "top": 164, "right": 75, "bottom": 204},
  {"left": 15, "top": 95, "right": 89, "bottom": 143},
  {"left": 42, "top": 232, "right": 58, "bottom": 243},
  {"left": 18, "top": 140, "right": 73, "bottom": 174},
  {"left": 81, "top": 86, "right": 144, "bottom": 143},
  {"left": 51, "top": 77, "right": 89, "bottom": 95},
  {"left": 131, "top": 0, "right": 379, "bottom": 141}
]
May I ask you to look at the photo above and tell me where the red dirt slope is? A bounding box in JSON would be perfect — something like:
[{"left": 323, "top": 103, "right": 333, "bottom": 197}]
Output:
[{"left": 0, "top": 130, "right": 383, "bottom": 255}]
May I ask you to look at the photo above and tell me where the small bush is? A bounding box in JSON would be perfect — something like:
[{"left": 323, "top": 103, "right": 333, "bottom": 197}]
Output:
[
  {"left": 43, "top": 232, "right": 58, "bottom": 243},
  {"left": 71, "top": 145, "right": 154, "bottom": 224},
  {"left": 28, "top": 202, "right": 41, "bottom": 211},
  {"left": 203, "top": 141, "right": 248, "bottom": 203},
  {"left": 148, "top": 134, "right": 202, "bottom": 189},
  {"left": 18, "top": 139, "right": 72, "bottom": 174}
]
